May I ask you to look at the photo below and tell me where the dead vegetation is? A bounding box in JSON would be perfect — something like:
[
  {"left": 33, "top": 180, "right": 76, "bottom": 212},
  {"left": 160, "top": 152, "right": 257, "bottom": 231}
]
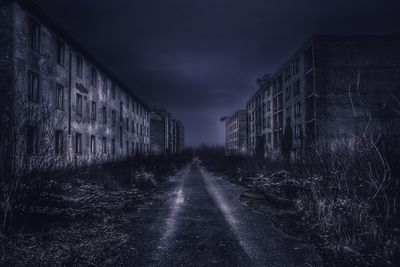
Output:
[
  {"left": 197, "top": 142, "right": 400, "bottom": 266},
  {"left": 0, "top": 153, "right": 192, "bottom": 266}
]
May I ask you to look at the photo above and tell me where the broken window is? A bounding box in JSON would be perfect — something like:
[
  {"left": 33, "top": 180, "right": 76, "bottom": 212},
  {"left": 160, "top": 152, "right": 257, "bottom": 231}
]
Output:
[
  {"left": 76, "top": 55, "right": 83, "bottom": 78},
  {"left": 55, "top": 130, "right": 64, "bottom": 154},
  {"left": 102, "top": 137, "right": 107, "bottom": 154},
  {"left": 103, "top": 106, "right": 107, "bottom": 124},
  {"left": 111, "top": 138, "right": 115, "bottom": 155},
  {"left": 75, "top": 133, "right": 82, "bottom": 154},
  {"left": 76, "top": 93, "right": 82, "bottom": 116},
  {"left": 56, "top": 84, "right": 64, "bottom": 110},
  {"left": 112, "top": 110, "right": 116, "bottom": 126},
  {"left": 91, "top": 67, "right": 97, "bottom": 86},
  {"left": 28, "top": 70, "right": 39, "bottom": 103},
  {"left": 57, "top": 39, "right": 65, "bottom": 65},
  {"left": 29, "top": 18, "right": 40, "bottom": 51},
  {"left": 111, "top": 83, "right": 116, "bottom": 100},
  {"left": 91, "top": 101, "right": 96, "bottom": 122},
  {"left": 90, "top": 135, "right": 96, "bottom": 154}
]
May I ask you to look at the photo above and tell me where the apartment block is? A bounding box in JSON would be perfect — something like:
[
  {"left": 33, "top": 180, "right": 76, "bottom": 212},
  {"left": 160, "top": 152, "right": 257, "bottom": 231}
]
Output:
[
  {"left": 247, "top": 36, "right": 400, "bottom": 159},
  {"left": 0, "top": 0, "right": 150, "bottom": 168},
  {"left": 175, "top": 120, "right": 185, "bottom": 153},
  {"left": 150, "top": 109, "right": 185, "bottom": 155},
  {"left": 246, "top": 74, "right": 270, "bottom": 157},
  {"left": 225, "top": 110, "right": 247, "bottom": 155}
]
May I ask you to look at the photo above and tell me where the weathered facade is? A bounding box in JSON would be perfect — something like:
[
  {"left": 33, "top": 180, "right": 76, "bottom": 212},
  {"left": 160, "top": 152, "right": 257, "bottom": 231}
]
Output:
[
  {"left": 246, "top": 36, "right": 400, "bottom": 159},
  {"left": 225, "top": 110, "right": 247, "bottom": 155},
  {"left": 150, "top": 109, "right": 184, "bottom": 155},
  {"left": 175, "top": 120, "right": 185, "bottom": 154},
  {"left": 0, "top": 0, "right": 151, "bottom": 169}
]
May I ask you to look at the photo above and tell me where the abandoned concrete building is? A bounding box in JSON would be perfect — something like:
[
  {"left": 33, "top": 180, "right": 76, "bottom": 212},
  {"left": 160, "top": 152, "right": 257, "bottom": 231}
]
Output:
[
  {"left": 246, "top": 36, "right": 400, "bottom": 159},
  {"left": 150, "top": 109, "right": 185, "bottom": 155},
  {"left": 225, "top": 110, "right": 247, "bottom": 155},
  {"left": 0, "top": 0, "right": 152, "bottom": 168}
]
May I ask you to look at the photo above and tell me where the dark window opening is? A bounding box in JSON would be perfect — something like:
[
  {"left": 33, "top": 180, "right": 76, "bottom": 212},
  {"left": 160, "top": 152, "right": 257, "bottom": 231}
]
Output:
[
  {"left": 57, "top": 39, "right": 65, "bottom": 65},
  {"left": 91, "top": 67, "right": 97, "bottom": 86},
  {"left": 75, "top": 133, "right": 82, "bottom": 154},
  {"left": 56, "top": 84, "right": 64, "bottom": 110},
  {"left": 28, "top": 70, "right": 39, "bottom": 103},
  {"left": 91, "top": 101, "right": 96, "bottom": 122},
  {"left": 76, "top": 93, "right": 82, "bottom": 116},
  {"left": 55, "top": 130, "right": 64, "bottom": 154},
  {"left": 29, "top": 18, "right": 40, "bottom": 51},
  {"left": 90, "top": 135, "right": 96, "bottom": 154},
  {"left": 76, "top": 55, "right": 83, "bottom": 78}
]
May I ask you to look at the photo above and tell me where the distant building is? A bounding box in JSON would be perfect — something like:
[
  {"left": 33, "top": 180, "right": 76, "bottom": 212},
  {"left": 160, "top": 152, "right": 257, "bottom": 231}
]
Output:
[
  {"left": 246, "top": 35, "right": 400, "bottom": 160},
  {"left": 150, "top": 109, "right": 184, "bottom": 155},
  {"left": 225, "top": 110, "right": 247, "bottom": 155},
  {"left": 0, "top": 0, "right": 150, "bottom": 169},
  {"left": 175, "top": 120, "right": 185, "bottom": 153}
]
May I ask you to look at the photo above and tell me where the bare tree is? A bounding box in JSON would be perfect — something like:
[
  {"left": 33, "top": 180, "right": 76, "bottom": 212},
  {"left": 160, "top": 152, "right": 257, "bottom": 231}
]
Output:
[{"left": 0, "top": 66, "right": 65, "bottom": 234}]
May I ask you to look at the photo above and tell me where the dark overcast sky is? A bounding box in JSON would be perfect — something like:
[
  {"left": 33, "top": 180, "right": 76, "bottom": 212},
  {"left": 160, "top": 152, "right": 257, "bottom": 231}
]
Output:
[{"left": 32, "top": 0, "right": 400, "bottom": 147}]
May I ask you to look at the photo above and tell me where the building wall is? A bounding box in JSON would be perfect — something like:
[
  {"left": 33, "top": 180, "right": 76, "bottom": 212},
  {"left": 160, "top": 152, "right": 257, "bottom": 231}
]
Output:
[
  {"left": 175, "top": 121, "right": 185, "bottom": 153},
  {"left": 7, "top": 0, "right": 150, "bottom": 169},
  {"left": 0, "top": 0, "right": 15, "bottom": 168},
  {"left": 245, "top": 36, "right": 400, "bottom": 160},
  {"left": 150, "top": 110, "right": 184, "bottom": 155},
  {"left": 226, "top": 110, "right": 247, "bottom": 155},
  {"left": 150, "top": 111, "right": 167, "bottom": 154},
  {"left": 313, "top": 37, "right": 400, "bottom": 147}
]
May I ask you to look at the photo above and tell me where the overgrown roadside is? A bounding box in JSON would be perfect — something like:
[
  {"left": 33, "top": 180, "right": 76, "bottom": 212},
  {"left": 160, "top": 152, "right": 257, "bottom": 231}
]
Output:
[
  {"left": 196, "top": 145, "right": 399, "bottom": 267},
  {"left": 0, "top": 153, "right": 192, "bottom": 266}
]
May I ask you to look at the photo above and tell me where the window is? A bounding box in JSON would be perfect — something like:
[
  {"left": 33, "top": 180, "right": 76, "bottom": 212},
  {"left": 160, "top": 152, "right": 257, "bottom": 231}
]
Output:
[
  {"left": 111, "top": 138, "right": 115, "bottom": 155},
  {"left": 126, "top": 118, "right": 129, "bottom": 131},
  {"left": 56, "top": 84, "right": 64, "bottom": 110},
  {"left": 286, "top": 107, "right": 292, "bottom": 119},
  {"left": 120, "top": 126, "right": 123, "bottom": 148},
  {"left": 295, "top": 124, "right": 302, "bottom": 139},
  {"left": 76, "top": 55, "right": 83, "bottom": 78},
  {"left": 28, "top": 70, "right": 39, "bottom": 103},
  {"left": 132, "top": 141, "right": 134, "bottom": 155},
  {"left": 285, "top": 66, "right": 291, "bottom": 81},
  {"left": 111, "top": 83, "right": 116, "bottom": 99},
  {"left": 295, "top": 102, "right": 301, "bottom": 117},
  {"left": 57, "top": 40, "right": 65, "bottom": 65},
  {"left": 102, "top": 75, "right": 107, "bottom": 95},
  {"left": 90, "top": 135, "right": 96, "bottom": 154},
  {"left": 131, "top": 120, "right": 134, "bottom": 133},
  {"left": 119, "top": 102, "right": 123, "bottom": 121},
  {"left": 294, "top": 80, "right": 301, "bottom": 96},
  {"left": 102, "top": 106, "right": 107, "bottom": 124},
  {"left": 29, "top": 18, "right": 40, "bottom": 51},
  {"left": 102, "top": 137, "right": 107, "bottom": 154},
  {"left": 26, "top": 125, "right": 39, "bottom": 154},
  {"left": 293, "top": 58, "right": 300, "bottom": 74},
  {"left": 75, "top": 133, "right": 82, "bottom": 154},
  {"left": 76, "top": 94, "right": 82, "bottom": 116},
  {"left": 267, "top": 116, "right": 271, "bottom": 128},
  {"left": 91, "top": 67, "right": 97, "bottom": 86},
  {"left": 112, "top": 110, "right": 116, "bottom": 126},
  {"left": 55, "top": 130, "right": 63, "bottom": 154},
  {"left": 126, "top": 141, "right": 129, "bottom": 156},
  {"left": 91, "top": 101, "right": 96, "bottom": 121},
  {"left": 267, "top": 100, "right": 271, "bottom": 112},
  {"left": 285, "top": 86, "right": 291, "bottom": 101}
]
